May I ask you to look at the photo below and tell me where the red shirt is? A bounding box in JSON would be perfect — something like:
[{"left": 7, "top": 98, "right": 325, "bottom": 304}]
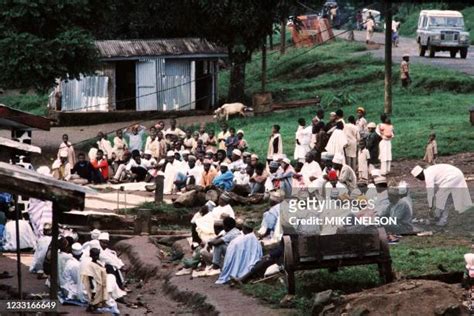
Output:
[{"left": 91, "top": 159, "right": 109, "bottom": 179}]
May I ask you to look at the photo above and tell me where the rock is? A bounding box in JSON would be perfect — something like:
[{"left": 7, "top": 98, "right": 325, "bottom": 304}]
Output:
[
  {"left": 312, "top": 290, "right": 333, "bottom": 316},
  {"left": 349, "top": 308, "right": 370, "bottom": 316},
  {"left": 434, "top": 304, "right": 462, "bottom": 316},
  {"left": 171, "top": 238, "right": 192, "bottom": 260}
]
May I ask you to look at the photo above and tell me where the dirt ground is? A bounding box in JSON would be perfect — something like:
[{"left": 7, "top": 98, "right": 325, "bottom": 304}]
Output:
[{"left": 330, "top": 280, "right": 468, "bottom": 316}]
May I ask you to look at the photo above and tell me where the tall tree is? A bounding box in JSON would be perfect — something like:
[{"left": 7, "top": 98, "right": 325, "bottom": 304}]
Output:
[{"left": 0, "top": 0, "right": 109, "bottom": 92}]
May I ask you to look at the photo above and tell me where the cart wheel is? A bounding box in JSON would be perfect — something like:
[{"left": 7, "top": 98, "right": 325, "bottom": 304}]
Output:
[{"left": 283, "top": 236, "right": 295, "bottom": 269}]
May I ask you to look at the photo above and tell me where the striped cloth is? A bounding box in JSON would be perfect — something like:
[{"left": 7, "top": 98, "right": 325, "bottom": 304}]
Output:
[{"left": 27, "top": 198, "right": 53, "bottom": 238}]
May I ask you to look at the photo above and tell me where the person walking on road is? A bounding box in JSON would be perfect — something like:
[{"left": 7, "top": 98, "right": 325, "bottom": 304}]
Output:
[{"left": 400, "top": 54, "right": 411, "bottom": 87}]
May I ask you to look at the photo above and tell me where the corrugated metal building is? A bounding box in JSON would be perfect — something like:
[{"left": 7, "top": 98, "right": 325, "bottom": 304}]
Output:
[{"left": 60, "top": 38, "right": 226, "bottom": 112}]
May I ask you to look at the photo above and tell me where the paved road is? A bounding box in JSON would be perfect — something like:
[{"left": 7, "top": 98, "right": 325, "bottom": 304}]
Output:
[{"left": 335, "top": 30, "right": 474, "bottom": 76}]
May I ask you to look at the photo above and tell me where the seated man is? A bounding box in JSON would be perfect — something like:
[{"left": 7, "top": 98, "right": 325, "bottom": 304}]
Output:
[
  {"left": 30, "top": 223, "right": 52, "bottom": 274},
  {"left": 212, "top": 163, "right": 234, "bottom": 191},
  {"left": 232, "top": 165, "right": 254, "bottom": 196},
  {"left": 249, "top": 163, "right": 267, "bottom": 195},
  {"left": 264, "top": 161, "right": 281, "bottom": 192},
  {"left": 2, "top": 219, "right": 37, "bottom": 251},
  {"left": 125, "top": 150, "right": 152, "bottom": 182},
  {"left": 228, "top": 149, "right": 244, "bottom": 172},
  {"left": 90, "top": 150, "right": 109, "bottom": 183},
  {"left": 257, "top": 191, "right": 284, "bottom": 239},
  {"left": 62, "top": 242, "right": 87, "bottom": 303},
  {"left": 98, "top": 233, "right": 126, "bottom": 291},
  {"left": 201, "top": 159, "right": 218, "bottom": 188},
  {"left": 379, "top": 184, "right": 414, "bottom": 235},
  {"left": 201, "top": 217, "right": 242, "bottom": 275},
  {"left": 216, "top": 222, "right": 262, "bottom": 284},
  {"left": 70, "top": 153, "right": 96, "bottom": 184},
  {"left": 174, "top": 155, "right": 203, "bottom": 191},
  {"left": 81, "top": 248, "right": 108, "bottom": 312},
  {"left": 52, "top": 150, "right": 72, "bottom": 181}
]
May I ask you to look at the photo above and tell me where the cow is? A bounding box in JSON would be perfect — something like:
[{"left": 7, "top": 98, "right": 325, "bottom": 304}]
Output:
[{"left": 213, "top": 102, "right": 251, "bottom": 121}]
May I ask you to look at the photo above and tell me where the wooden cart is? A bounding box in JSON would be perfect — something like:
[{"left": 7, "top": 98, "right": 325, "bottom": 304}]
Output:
[{"left": 283, "top": 227, "right": 393, "bottom": 294}]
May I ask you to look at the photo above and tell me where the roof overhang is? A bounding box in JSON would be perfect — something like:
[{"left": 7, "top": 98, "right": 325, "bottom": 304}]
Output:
[
  {"left": 0, "top": 162, "right": 96, "bottom": 210},
  {"left": 0, "top": 136, "right": 41, "bottom": 154},
  {"left": 0, "top": 105, "right": 50, "bottom": 131},
  {"left": 100, "top": 53, "right": 227, "bottom": 62}
]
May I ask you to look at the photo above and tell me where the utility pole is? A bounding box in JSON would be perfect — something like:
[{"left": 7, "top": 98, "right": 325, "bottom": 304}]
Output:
[
  {"left": 280, "top": 18, "right": 287, "bottom": 55},
  {"left": 262, "top": 43, "right": 267, "bottom": 92},
  {"left": 384, "top": 0, "right": 393, "bottom": 115}
]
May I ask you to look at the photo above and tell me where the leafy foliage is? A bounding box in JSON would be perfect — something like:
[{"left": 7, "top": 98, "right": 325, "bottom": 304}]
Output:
[{"left": 0, "top": 0, "right": 107, "bottom": 91}]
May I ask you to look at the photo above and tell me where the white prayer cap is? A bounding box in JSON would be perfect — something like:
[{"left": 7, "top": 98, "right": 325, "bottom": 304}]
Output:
[
  {"left": 374, "top": 176, "right": 387, "bottom": 184},
  {"left": 89, "top": 240, "right": 101, "bottom": 250},
  {"left": 330, "top": 112, "right": 337, "bottom": 116},
  {"left": 232, "top": 149, "right": 242, "bottom": 156},
  {"left": 37, "top": 166, "right": 52, "bottom": 177},
  {"left": 398, "top": 181, "right": 409, "bottom": 195},
  {"left": 166, "top": 150, "right": 175, "bottom": 157},
  {"left": 98, "top": 232, "right": 110, "bottom": 241},
  {"left": 371, "top": 169, "right": 381, "bottom": 177},
  {"left": 269, "top": 190, "right": 284, "bottom": 202},
  {"left": 220, "top": 162, "right": 229, "bottom": 167},
  {"left": 411, "top": 165, "right": 424, "bottom": 177},
  {"left": 90, "top": 229, "right": 101, "bottom": 240},
  {"left": 403, "top": 53, "right": 410, "bottom": 58},
  {"left": 144, "top": 150, "right": 152, "bottom": 155},
  {"left": 251, "top": 154, "right": 259, "bottom": 159},
  {"left": 321, "top": 152, "right": 333, "bottom": 161},
  {"left": 59, "top": 150, "right": 68, "bottom": 158},
  {"left": 332, "top": 153, "right": 344, "bottom": 165},
  {"left": 182, "top": 150, "right": 190, "bottom": 155},
  {"left": 188, "top": 155, "right": 197, "bottom": 161},
  {"left": 242, "top": 151, "right": 251, "bottom": 157},
  {"left": 72, "top": 242, "right": 83, "bottom": 256},
  {"left": 282, "top": 157, "right": 291, "bottom": 164},
  {"left": 236, "top": 129, "right": 244, "bottom": 135},
  {"left": 206, "top": 149, "right": 215, "bottom": 154},
  {"left": 367, "top": 122, "right": 377, "bottom": 129}
]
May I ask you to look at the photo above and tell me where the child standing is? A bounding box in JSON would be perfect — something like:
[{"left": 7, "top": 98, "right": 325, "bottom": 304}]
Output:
[
  {"left": 423, "top": 132, "right": 437, "bottom": 165},
  {"left": 357, "top": 139, "right": 370, "bottom": 182}
]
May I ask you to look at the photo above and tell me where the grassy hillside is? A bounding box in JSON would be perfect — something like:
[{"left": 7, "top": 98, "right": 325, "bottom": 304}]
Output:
[
  {"left": 217, "top": 40, "right": 474, "bottom": 160},
  {"left": 0, "top": 94, "right": 48, "bottom": 116},
  {"left": 397, "top": 3, "right": 474, "bottom": 44}
]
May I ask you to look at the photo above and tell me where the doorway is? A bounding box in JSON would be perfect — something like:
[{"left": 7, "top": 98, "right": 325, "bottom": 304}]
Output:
[
  {"left": 115, "top": 61, "right": 136, "bottom": 110},
  {"left": 195, "top": 60, "right": 212, "bottom": 111}
]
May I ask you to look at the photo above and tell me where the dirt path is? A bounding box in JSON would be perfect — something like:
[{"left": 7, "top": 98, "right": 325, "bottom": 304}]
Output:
[{"left": 334, "top": 30, "right": 474, "bottom": 76}]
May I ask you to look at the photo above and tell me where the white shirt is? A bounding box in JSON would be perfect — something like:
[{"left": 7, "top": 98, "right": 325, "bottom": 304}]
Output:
[
  {"left": 2, "top": 220, "right": 37, "bottom": 251},
  {"left": 126, "top": 158, "right": 152, "bottom": 171},
  {"left": 211, "top": 204, "right": 235, "bottom": 220}
]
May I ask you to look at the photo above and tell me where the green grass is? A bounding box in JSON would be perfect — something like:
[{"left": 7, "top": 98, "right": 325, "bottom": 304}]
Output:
[
  {"left": 217, "top": 39, "right": 474, "bottom": 160},
  {"left": 242, "top": 236, "right": 469, "bottom": 315},
  {"left": 0, "top": 93, "right": 48, "bottom": 115},
  {"left": 397, "top": 3, "right": 474, "bottom": 44}
]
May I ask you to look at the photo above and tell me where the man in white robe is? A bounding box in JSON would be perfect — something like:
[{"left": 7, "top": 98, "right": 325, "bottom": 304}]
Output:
[
  {"left": 30, "top": 223, "right": 52, "bottom": 274},
  {"left": 82, "top": 229, "right": 101, "bottom": 256},
  {"left": 412, "top": 164, "right": 473, "bottom": 226},
  {"left": 62, "top": 243, "right": 87, "bottom": 302},
  {"left": 344, "top": 116, "right": 359, "bottom": 172},
  {"left": 325, "top": 122, "right": 347, "bottom": 164},
  {"left": 294, "top": 118, "right": 312, "bottom": 162},
  {"left": 98, "top": 232, "right": 128, "bottom": 297},
  {"left": 2, "top": 220, "right": 37, "bottom": 251},
  {"left": 164, "top": 151, "right": 180, "bottom": 194},
  {"left": 300, "top": 152, "right": 322, "bottom": 190}
]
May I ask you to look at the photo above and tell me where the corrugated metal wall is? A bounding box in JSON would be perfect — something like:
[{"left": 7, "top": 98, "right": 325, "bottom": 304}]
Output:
[
  {"left": 61, "top": 76, "right": 109, "bottom": 112},
  {"left": 136, "top": 59, "right": 158, "bottom": 111},
  {"left": 160, "top": 59, "right": 192, "bottom": 111}
]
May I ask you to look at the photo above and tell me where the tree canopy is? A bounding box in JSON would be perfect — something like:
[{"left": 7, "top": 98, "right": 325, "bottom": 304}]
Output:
[{"left": 0, "top": 0, "right": 108, "bottom": 92}]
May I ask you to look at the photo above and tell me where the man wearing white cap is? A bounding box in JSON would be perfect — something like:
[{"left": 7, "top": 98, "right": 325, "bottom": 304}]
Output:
[
  {"left": 164, "top": 150, "right": 180, "bottom": 194},
  {"left": 212, "top": 162, "right": 234, "bottom": 191},
  {"left": 228, "top": 149, "right": 245, "bottom": 172},
  {"left": 258, "top": 190, "right": 284, "bottom": 239},
  {"left": 412, "top": 164, "right": 472, "bottom": 226},
  {"left": 275, "top": 158, "right": 295, "bottom": 197},
  {"left": 332, "top": 153, "right": 357, "bottom": 192},
  {"left": 52, "top": 149, "right": 72, "bottom": 181},
  {"left": 62, "top": 242, "right": 87, "bottom": 303},
  {"left": 264, "top": 161, "right": 281, "bottom": 192},
  {"left": 58, "top": 134, "right": 76, "bottom": 166},
  {"left": 98, "top": 232, "right": 127, "bottom": 294},
  {"left": 371, "top": 172, "right": 390, "bottom": 216},
  {"left": 174, "top": 155, "right": 204, "bottom": 191},
  {"left": 82, "top": 229, "right": 101, "bottom": 255},
  {"left": 236, "top": 130, "right": 248, "bottom": 152}
]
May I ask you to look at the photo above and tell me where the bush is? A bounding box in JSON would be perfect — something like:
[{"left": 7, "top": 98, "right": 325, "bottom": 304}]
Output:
[{"left": 0, "top": 93, "right": 48, "bottom": 115}]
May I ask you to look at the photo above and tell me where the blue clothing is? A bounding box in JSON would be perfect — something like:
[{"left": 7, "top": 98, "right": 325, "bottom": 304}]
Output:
[
  {"left": 216, "top": 233, "right": 263, "bottom": 284},
  {"left": 212, "top": 228, "right": 242, "bottom": 267},
  {"left": 212, "top": 171, "right": 234, "bottom": 191},
  {"left": 261, "top": 204, "right": 280, "bottom": 233},
  {"left": 126, "top": 129, "right": 145, "bottom": 152},
  {"left": 225, "top": 136, "right": 239, "bottom": 158},
  {"left": 275, "top": 168, "right": 294, "bottom": 197}
]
